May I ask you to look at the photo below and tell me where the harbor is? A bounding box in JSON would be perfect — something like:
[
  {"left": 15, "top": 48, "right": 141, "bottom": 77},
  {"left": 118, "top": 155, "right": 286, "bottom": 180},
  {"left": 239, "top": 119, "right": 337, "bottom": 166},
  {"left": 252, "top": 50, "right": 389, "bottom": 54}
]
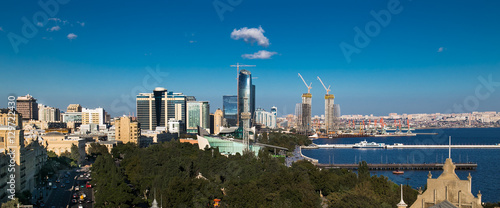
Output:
[
  {"left": 315, "top": 162, "right": 477, "bottom": 171},
  {"left": 302, "top": 140, "right": 500, "bottom": 149}
]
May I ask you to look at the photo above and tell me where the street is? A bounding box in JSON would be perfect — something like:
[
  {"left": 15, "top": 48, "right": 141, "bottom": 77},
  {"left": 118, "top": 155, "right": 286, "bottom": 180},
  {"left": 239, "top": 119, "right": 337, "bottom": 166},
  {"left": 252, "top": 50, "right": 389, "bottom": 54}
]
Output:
[{"left": 40, "top": 168, "right": 93, "bottom": 208}]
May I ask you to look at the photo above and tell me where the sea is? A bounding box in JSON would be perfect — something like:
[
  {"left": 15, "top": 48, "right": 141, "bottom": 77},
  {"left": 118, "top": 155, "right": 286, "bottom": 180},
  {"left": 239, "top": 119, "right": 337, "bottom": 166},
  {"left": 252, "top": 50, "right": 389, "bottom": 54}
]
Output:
[{"left": 301, "top": 128, "right": 500, "bottom": 202}]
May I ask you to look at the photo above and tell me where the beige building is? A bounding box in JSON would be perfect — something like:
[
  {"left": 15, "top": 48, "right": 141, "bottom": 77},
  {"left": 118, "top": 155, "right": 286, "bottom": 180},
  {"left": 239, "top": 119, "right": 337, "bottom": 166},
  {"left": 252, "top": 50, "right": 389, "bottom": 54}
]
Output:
[
  {"left": 38, "top": 104, "right": 60, "bottom": 122},
  {"left": 0, "top": 150, "right": 8, "bottom": 203},
  {"left": 67, "top": 104, "right": 82, "bottom": 113},
  {"left": 82, "top": 108, "right": 106, "bottom": 125},
  {"left": 16, "top": 94, "right": 39, "bottom": 120},
  {"left": 0, "top": 109, "right": 46, "bottom": 194},
  {"left": 42, "top": 132, "right": 85, "bottom": 161},
  {"left": 114, "top": 116, "right": 140, "bottom": 144},
  {"left": 409, "top": 158, "right": 483, "bottom": 208},
  {"left": 213, "top": 108, "right": 223, "bottom": 135},
  {"left": 85, "top": 140, "right": 121, "bottom": 155}
]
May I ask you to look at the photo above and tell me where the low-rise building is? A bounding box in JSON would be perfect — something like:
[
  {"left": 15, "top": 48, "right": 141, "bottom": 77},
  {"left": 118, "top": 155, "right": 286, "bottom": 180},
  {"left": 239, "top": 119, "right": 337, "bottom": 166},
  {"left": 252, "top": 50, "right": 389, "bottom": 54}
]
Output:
[{"left": 42, "top": 132, "right": 86, "bottom": 161}]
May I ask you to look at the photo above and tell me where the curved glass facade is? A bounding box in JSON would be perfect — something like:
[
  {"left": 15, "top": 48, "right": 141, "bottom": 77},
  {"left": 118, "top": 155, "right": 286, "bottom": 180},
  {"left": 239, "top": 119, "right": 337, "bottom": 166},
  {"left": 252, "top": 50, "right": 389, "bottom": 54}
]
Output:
[{"left": 237, "top": 70, "right": 252, "bottom": 127}]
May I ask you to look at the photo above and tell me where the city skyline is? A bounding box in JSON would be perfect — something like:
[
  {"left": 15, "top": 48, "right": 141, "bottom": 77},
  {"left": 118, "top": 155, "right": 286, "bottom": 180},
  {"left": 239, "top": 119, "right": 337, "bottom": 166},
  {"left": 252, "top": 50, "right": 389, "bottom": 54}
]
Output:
[{"left": 1, "top": 0, "right": 500, "bottom": 117}]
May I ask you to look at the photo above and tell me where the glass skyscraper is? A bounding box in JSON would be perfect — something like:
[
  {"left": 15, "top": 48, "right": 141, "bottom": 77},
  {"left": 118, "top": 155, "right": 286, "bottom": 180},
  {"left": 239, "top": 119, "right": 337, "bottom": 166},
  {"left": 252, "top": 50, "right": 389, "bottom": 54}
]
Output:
[
  {"left": 187, "top": 101, "right": 210, "bottom": 134},
  {"left": 237, "top": 70, "right": 254, "bottom": 127},
  {"left": 136, "top": 87, "right": 187, "bottom": 131},
  {"left": 223, "top": 95, "right": 237, "bottom": 126}
]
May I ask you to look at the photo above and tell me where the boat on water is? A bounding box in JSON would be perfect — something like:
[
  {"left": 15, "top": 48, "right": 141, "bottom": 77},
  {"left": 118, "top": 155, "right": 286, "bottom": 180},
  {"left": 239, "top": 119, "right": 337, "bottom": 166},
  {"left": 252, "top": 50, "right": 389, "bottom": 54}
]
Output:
[
  {"left": 393, "top": 170, "right": 404, "bottom": 175},
  {"left": 353, "top": 140, "right": 386, "bottom": 148}
]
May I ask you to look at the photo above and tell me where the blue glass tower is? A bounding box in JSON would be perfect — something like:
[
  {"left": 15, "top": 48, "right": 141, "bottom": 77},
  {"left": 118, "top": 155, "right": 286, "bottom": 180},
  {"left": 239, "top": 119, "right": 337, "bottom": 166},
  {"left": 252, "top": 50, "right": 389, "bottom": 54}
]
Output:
[
  {"left": 237, "top": 70, "right": 253, "bottom": 127},
  {"left": 223, "top": 95, "right": 238, "bottom": 126}
]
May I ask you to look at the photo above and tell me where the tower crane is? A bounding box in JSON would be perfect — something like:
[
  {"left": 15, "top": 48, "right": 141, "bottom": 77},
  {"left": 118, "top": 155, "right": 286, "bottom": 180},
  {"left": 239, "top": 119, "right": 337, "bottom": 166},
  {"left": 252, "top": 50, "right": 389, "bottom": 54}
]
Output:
[
  {"left": 317, "top": 76, "right": 331, "bottom": 94},
  {"left": 298, "top": 73, "right": 312, "bottom": 93},
  {"left": 230, "top": 63, "right": 255, "bottom": 78}
]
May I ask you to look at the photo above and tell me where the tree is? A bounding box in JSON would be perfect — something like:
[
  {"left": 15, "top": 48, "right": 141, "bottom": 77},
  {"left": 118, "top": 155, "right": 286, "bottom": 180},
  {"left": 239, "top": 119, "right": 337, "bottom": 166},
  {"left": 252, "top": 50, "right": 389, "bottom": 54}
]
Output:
[
  {"left": 87, "top": 142, "right": 109, "bottom": 159},
  {"left": 1, "top": 198, "right": 21, "bottom": 208},
  {"left": 358, "top": 161, "right": 370, "bottom": 181},
  {"left": 47, "top": 150, "right": 57, "bottom": 158},
  {"left": 70, "top": 143, "right": 80, "bottom": 163}
]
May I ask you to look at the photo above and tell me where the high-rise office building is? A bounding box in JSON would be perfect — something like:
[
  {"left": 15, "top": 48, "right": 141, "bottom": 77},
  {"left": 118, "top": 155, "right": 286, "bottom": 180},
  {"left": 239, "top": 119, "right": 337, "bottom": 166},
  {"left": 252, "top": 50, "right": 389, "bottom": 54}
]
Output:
[
  {"left": 82, "top": 107, "right": 106, "bottom": 125},
  {"left": 324, "top": 94, "right": 335, "bottom": 132},
  {"left": 38, "top": 104, "right": 61, "bottom": 122},
  {"left": 334, "top": 104, "right": 341, "bottom": 118},
  {"left": 16, "top": 94, "right": 38, "bottom": 120},
  {"left": 67, "top": 104, "right": 82, "bottom": 112},
  {"left": 136, "top": 87, "right": 187, "bottom": 131},
  {"left": 271, "top": 106, "right": 277, "bottom": 128},
  {"left": 114, "top": 116, "right": 140, "bottom": 144},
  {"left": 237, "top": 70, "right": 254, "bottom": 127},
  {"left": 301, "top": 93, "right": 312, "bottom": 133},
  {"left": 186, "top": 101, "right": 210, "bottom": 134},
  {"left": 223, "top": 95, "right": 237, "bottom": 127},
  {"left": 255, "top": 108, "right": 277, "bottom": 129}
]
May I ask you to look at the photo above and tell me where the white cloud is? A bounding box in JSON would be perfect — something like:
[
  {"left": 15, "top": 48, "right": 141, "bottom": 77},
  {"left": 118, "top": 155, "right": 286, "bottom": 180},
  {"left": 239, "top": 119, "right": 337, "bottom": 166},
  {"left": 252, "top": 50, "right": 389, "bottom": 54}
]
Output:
[
  {"left": 437, "top": 47, "right": 445, "bottom": 52},
  {"left": 48, "top": 26, "right": 60, "bottom": 32},
  {"left": 67, "top": 33, "right": 77, "bottom": 40},
  {"left": 231, "top": 26, "right": 269, "bottom": 47},
  {"left": 242, "top": 50, "right": 277, "bottom": 59},
  {"left": 37, "top": 22, "right": 44, "bottom": 27},
  {"left": 189, "top": 40, "right": 197, "bottom": 43},
  {"left": 77, "top": 21, "right": 85, "bottom": 27}
]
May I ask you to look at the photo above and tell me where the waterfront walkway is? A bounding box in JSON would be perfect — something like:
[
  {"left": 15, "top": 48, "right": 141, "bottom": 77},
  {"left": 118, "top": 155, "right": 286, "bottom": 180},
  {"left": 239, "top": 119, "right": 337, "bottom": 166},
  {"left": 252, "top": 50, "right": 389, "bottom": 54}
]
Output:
[
  {"left": 302, "top": 144, "right": 500, "bottom": 149},
  {"left": 316, "top": 162, "right": 477, "bottom": 170}
]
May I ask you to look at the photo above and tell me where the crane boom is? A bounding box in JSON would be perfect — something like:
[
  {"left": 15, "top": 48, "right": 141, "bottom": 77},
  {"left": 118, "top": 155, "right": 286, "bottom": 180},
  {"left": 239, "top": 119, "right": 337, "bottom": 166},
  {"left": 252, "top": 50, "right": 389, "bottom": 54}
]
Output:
[
  {"left": 231, "top": 63, "right": 256, "bottom": 77},
  {"left": 317, "top": 76, "right": 331, "bottom": 94},
  {"left": 298, "top": 73, "right": 312, "bottom": 93}
]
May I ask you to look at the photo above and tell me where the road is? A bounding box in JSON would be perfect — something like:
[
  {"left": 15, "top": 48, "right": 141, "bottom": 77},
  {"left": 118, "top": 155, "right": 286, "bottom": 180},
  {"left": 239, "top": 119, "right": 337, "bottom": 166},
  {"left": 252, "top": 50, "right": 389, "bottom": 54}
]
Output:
[
  {"left": 69, "top": 171, "right": 94, "bottom": 208},
  {"left": 42, "top": 168, "right": 93, "bottom": 208}
]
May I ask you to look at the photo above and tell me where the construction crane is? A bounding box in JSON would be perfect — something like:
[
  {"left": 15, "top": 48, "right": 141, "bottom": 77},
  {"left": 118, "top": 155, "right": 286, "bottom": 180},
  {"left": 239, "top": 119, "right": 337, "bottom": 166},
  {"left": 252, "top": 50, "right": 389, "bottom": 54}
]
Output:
[
  {"left": 230, "top": 63, "right": 255, "bottom": 78},
  {"left": 317, "top": 76, "right": 331, "bottom": 94},
  {"left": 298, "top": 73, "right": 312, "bottom": 93}
]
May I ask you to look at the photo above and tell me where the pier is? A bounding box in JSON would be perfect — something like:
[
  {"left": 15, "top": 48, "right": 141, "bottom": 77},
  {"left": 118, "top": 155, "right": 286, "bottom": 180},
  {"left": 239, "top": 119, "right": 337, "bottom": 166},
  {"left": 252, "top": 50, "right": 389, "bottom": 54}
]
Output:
[
  {"left": 316, "top": 162, "right": 477, "bottom": 170},
  {"left": 302, "top": 144, "right": 500, "bottom": 149}
]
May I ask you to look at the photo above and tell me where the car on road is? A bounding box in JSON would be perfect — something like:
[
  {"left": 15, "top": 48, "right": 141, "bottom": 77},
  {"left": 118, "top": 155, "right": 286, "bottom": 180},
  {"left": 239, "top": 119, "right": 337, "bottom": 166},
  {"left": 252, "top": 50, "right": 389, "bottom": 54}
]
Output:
[
  {"left": 72, "top": 199, "right": 78, "bottom": 204},
  {"left": 55, "top": 179, "right": 60, "bottom": 183},
  {"left": 52, "top": 185, "right": 57, "bottom": 189},
  {"left": 60, "top": 184, "right": 65, "bottom": 188}
]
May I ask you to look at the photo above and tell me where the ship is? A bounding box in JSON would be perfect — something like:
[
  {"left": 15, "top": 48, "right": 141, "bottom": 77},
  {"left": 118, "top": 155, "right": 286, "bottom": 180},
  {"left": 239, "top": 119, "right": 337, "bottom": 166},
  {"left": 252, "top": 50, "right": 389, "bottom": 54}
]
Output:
[
  {"left": 352, "top": 140, "right": 386, "bottom": 148},
  {"left": 392, "top": 170, "right": 404, "bottom": 175}
]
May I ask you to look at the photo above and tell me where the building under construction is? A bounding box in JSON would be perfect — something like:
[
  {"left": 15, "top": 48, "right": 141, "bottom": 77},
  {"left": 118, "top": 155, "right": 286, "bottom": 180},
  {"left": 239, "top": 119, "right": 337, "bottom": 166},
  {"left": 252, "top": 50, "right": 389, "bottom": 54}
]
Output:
[
  {"left": 301, "top": 93, "right": 312, "bottom": 133},
  {"left": 317, "top": 76, "right": 335, "bottom": 133},
  {"left": 298, "top": 73, "right": 312, "bottom": 134},
  {"left": 324, "top": 94, "right": 335, "bottom": 132}
]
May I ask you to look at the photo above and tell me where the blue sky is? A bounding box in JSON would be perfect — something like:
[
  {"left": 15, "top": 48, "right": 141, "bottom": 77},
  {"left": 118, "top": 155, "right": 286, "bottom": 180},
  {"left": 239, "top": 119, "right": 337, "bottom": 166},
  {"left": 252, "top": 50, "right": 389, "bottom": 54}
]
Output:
[{"left": 1, "top": 0, "right": 499, "bottom": 117}]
